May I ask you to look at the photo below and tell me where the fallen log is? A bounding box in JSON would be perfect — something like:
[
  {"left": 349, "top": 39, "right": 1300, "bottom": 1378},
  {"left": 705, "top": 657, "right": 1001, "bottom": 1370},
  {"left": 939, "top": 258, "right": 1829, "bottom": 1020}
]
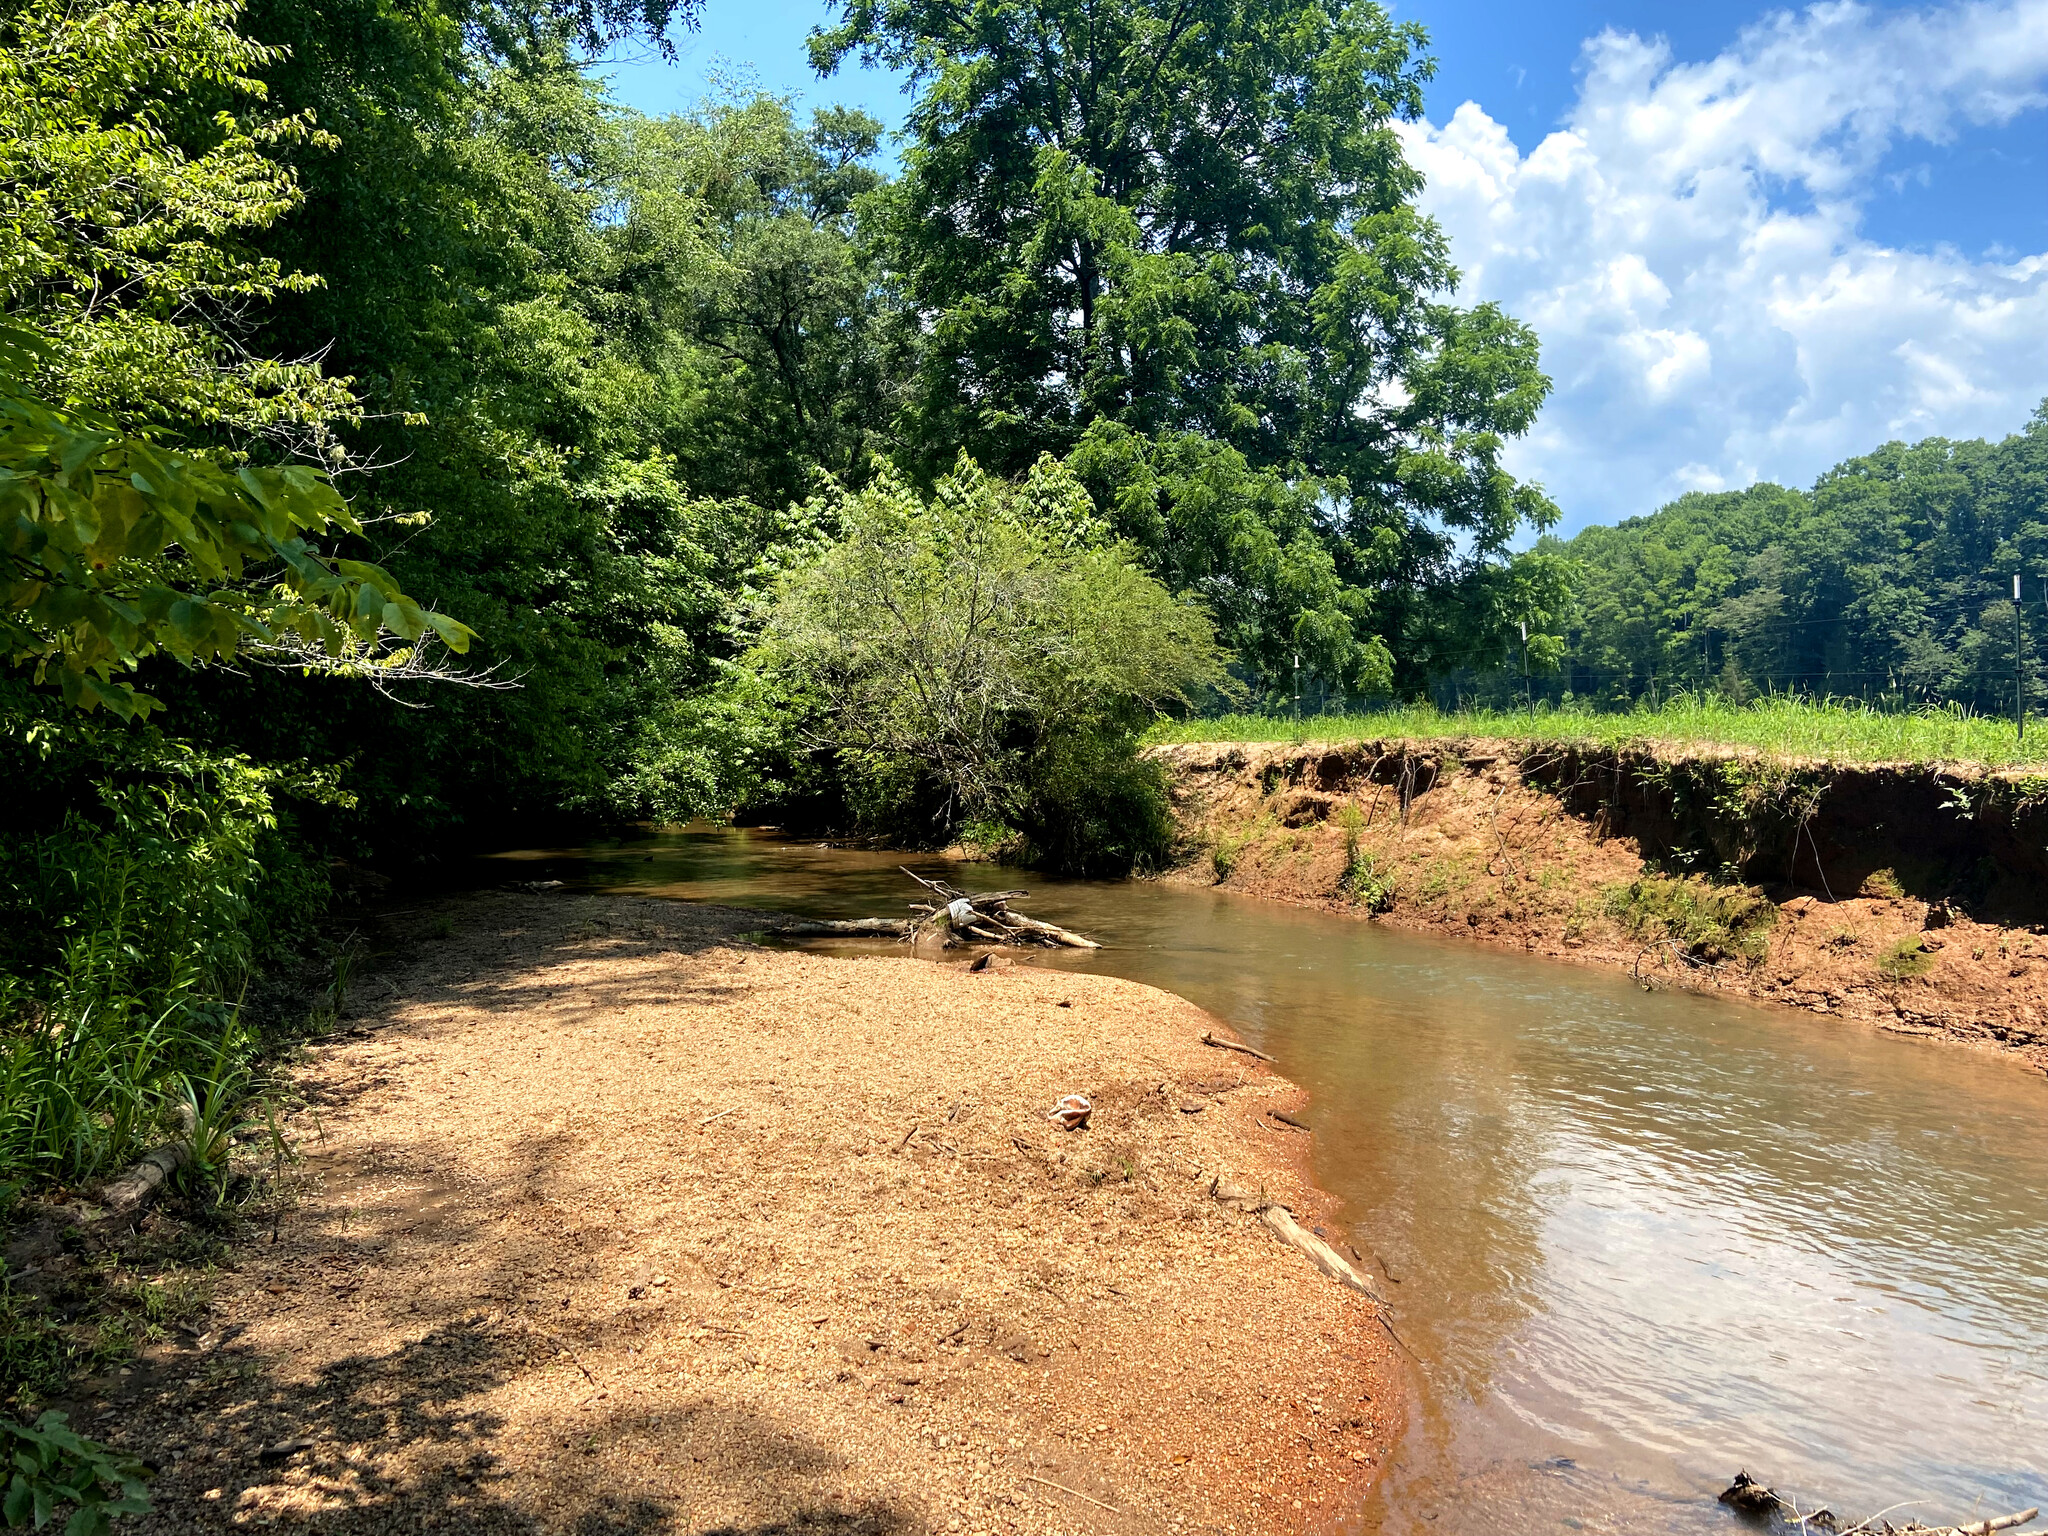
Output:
[
  {"left": 95, "top": 1101, "right": 199, "bottom": 1218},
  {"left": 897, "top": 868, "right": 1099, "bottom": 948},
  {"left": 996, "top": 912, "right": 1099, "bottom": 950},
  {"left": 1200, "top": 1029, "right": 1273, "bottom": 1062},
  {"left": 1207, "top": 1176, "right": 1382, "bottom": 1301},
  {"left": 1953, "top": 1511, "right": 2041, "bottom": 1536},
  {"left": 774, "top": 917, "right": 910, "bottom": 938},
  {"left": 97, "top": 1141, "right": 191, "bottom": 1218},
  {"left": 1854, "top": 1511, "right": 2041, "bottom": 1536},
  {"left": 1722, "top": 1471, "right": 2038, "bottom": 1536}
]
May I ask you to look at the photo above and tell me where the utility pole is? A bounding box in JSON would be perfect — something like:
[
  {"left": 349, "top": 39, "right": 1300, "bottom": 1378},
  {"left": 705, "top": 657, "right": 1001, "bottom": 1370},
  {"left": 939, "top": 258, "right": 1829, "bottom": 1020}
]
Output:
[
  {"left": 1291, "top": 651, "right": 1301, "bottom": 734},
  {"left": 1520, "top": 621, "right": 1533, "bottom": 716},
  {"left": 2018, "top": 575, "right": 2027, "bottom": 743}
]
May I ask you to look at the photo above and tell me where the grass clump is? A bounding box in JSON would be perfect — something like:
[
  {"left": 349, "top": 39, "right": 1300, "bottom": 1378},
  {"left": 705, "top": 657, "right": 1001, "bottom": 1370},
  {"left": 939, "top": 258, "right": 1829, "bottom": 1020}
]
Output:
[
  {"left": 1336, "top": 805, "right": 1394, "bottom": 912},
  {"left": 1604, "top": 875, "right": 1778, "bottom": 964},
  {"left": 1339, "top": 851, "right": 1394, "bottom": 912},
  {"left": 1211, "top": 826, "right": 1253, "bottom": 881},
  {"left": 1146, "top": 695, "right": 2048, "bottom": 770},
  {"left": 1878, "top": 935, "right": 1939, "bottom": 980}
]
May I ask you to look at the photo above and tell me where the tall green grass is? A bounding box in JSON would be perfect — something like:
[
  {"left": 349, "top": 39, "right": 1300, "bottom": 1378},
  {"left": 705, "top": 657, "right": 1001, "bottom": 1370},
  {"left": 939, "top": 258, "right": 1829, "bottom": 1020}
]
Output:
[
  {"left": 0, "top": 723, "right": 327, "bottom": 1197},
  {"left": 1146, "top": 695, "right": 2048, "bottom": 769}
]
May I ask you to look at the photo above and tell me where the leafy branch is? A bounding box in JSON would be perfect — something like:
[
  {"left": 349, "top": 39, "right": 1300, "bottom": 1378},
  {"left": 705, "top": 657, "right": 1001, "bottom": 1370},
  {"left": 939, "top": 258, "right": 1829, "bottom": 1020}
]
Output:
[{"left": 0, "top": 329, "right": 474, "bottom": 718}]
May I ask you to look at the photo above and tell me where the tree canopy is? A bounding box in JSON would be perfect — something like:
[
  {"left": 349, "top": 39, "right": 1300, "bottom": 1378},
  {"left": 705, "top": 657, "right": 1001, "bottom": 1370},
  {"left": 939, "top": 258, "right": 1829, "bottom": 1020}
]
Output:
[
  {"left": 1549, "top": 406, "right": 2048, "bottom": 713},
  {"left": 748, "top": 454, "right": 1233, "bottom": 866},
  {"left": 815, "top": 0, "right": 1561, "bottom": 700}
]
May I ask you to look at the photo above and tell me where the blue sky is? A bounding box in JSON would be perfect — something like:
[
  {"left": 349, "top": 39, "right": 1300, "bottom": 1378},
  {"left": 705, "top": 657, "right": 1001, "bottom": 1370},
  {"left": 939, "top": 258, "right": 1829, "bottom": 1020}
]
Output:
[{"left": 599, "top": 1, "right": 2048, "bottom": 533}]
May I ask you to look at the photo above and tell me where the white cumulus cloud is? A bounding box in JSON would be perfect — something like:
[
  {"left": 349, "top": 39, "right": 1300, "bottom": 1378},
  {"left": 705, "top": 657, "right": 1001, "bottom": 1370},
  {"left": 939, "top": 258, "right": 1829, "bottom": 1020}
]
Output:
[{"left": 1401, "top": 0, "right": 2048, "bottom": 532}]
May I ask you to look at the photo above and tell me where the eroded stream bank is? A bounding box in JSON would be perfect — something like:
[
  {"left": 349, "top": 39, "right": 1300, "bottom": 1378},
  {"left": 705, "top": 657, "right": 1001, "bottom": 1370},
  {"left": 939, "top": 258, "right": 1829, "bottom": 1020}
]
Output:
[
  {"left": 503, "top": 828, "right": 2048, "bottom": 1536},
  {"left": 1155, "top": 738, "right": 2048, "bottom": 1067}
]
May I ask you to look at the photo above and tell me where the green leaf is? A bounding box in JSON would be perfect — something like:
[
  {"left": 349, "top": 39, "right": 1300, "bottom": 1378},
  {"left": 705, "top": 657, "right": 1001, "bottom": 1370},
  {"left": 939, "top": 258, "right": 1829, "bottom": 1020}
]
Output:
[
  {"left": 166, "top": 600, "right": 211, "bottom": 647},
  {"left": 424, "top": 612, "right": 476, "bottom": 654},
  {"left": 334, "top": 558, "right": 399, "bottom": 599}
]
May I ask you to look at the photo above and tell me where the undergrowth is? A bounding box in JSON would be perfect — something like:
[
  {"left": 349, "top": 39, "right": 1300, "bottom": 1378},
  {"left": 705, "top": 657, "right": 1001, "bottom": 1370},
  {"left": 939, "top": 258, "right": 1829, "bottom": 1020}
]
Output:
[
  {"left": 1336, "top": 805, "right": 1394, "bottom": 912},
  {"left": 1604, "top": 875, "right": 1778, "bottom": 964},
  {"left": 1878, "top": 935, "right": 1939, "bottom": 980},
  {"left": 0, "top": 717, "right": 342, "bottom": 1196}
]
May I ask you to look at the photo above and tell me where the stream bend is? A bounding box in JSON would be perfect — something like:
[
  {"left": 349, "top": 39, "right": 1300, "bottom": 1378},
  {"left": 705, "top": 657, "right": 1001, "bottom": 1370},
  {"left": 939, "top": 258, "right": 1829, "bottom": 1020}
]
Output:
[{"left": 487, "top": 828, "right": 2048, "bottom": 1534}]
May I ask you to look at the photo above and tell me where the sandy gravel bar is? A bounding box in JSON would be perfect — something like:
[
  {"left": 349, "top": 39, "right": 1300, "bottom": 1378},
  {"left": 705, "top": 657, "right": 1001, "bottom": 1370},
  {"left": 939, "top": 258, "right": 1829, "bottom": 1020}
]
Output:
[{"left": 110, "top": 892, "right": 1399, "bottom": 1535}]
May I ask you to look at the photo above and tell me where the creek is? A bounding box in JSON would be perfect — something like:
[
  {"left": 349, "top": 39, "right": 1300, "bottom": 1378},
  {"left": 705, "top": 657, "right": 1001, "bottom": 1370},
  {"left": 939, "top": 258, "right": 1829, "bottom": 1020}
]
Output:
[{"left": 487, "top": 826, "right": 2048, "bottom": 1533}]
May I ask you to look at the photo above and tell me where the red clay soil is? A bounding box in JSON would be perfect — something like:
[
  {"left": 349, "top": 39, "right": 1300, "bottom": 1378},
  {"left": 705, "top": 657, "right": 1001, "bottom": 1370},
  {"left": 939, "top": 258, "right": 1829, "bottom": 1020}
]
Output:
[
  {"left": 1156, "top": 740, "right": 2048, "bottom": 1075},
  {"left": 100, "top": 893, "right": 1398, "bottom": 1536}
]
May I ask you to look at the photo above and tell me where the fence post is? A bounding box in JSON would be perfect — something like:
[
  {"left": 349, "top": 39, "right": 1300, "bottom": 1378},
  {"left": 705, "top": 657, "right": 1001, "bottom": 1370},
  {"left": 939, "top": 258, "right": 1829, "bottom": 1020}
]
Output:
[
  {"left": 2016, "top": 574, "right": 2027, "bottom": 744},
  {"left": 1520, "top": 621, "right": 1533, "bottom": 716}
]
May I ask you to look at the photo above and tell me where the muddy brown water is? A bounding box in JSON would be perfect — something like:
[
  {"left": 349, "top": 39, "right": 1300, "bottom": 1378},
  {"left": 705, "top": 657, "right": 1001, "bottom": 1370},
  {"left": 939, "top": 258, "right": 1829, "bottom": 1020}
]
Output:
[{"left": 484, "top": 828, "right": 2048, "bottom": 1533}]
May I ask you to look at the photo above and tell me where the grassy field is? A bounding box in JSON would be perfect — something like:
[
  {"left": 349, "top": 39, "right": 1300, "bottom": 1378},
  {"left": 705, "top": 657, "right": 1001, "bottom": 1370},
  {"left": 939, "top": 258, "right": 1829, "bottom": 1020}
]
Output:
[{"left": 1145, "top": 697, "right": 2048, "bottom": 769}]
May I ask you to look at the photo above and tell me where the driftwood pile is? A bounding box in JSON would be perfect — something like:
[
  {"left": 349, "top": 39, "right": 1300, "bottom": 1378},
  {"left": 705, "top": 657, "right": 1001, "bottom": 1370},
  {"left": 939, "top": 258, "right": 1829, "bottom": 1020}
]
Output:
[
  {"left": 776, "top": 868, "right": 1099, "bottom": 950},
  {"left": 1720, "top": 1472, "right": 2038, "bottom": 1535}
]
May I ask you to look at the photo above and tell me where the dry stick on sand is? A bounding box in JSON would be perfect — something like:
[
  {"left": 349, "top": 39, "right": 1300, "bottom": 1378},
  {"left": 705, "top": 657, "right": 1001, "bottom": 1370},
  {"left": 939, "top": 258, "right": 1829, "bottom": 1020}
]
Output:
[
  {"left": 699, "top": 1106, "right": 740, "bottom": 1128},
  {"left": 1200, "top": 1030, "right": 1273, "bottom": 1062},
  {"left": 1917, "top": 1512, "right": 2040, "bottom": 1536},
  {"left": 1965, "top": 1512, "right": 2039, "bottom": 1535},
  {"left": 517, "top": 1326, "right": 597, "bottom": 1385},
  {"left": 1020, "top": 1473, "right": 1121, "bottom": 1515},
  {"left": 1208, "top": 1177, "right": 1385, "bottom": 1301},
  {"left": 1836, "top": 1510, "right": 2040, "bottom": 1536}
]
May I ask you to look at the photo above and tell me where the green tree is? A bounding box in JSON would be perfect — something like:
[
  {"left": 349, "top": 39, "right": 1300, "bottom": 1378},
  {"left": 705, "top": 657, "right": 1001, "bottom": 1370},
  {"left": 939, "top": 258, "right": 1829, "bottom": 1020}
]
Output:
[
  {"left": 746, "top": 453, "right": 1233, "bottom": 870},
  {"left": 0, "top": 0, "right": 357, "bottom": 445},
  {"left": 1067, "top": 422, "right": 1391, "bottom": 696},
  {"left": 0, "top": 1, "right": 469, "bottom": 717},
  {"left": 813, "top": 0, "right": 1557, "bottom": 696},
  {"left": 1558, "top": 404, "right": 2048, "bottom": 712},
  {"left": 616, "top": 93, "right": 908, "bottom": 508},
  {"left": 0, "top": 344, "right": 470, "bottom": 717},
  {"left": 197, "top": 11, "right": 736, "bottom": 841}
]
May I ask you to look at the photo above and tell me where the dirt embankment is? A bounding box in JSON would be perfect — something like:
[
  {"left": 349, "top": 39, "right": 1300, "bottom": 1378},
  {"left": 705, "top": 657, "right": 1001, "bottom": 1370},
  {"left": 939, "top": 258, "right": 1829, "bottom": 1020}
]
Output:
[
  {"left": 87, "top": 893, "right": 1396, "bottom": 1536},
  {"left": 1154, "top": 739, "right": 2048, "bottom": 1072}
]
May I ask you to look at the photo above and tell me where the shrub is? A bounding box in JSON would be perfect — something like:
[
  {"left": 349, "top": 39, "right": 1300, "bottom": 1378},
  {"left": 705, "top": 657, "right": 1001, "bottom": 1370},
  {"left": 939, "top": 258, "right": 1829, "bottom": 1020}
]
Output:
[
  {"left": 744, "top": 455, "right": 1236, "bottom": 873},
  {"left": 1604, "top": 875, "right": 1777, "bottom": 964},
  {"left": 1878, "top": 935, "right": 1938, "bottom": 980},
  {"left": 1337, "top": 807, "right": 1394, "bottom": 911},
  {"left": 0, "top": 1411, "right": 150, "bottom": 1533},
  {"left": 1339, "top": 849, "right": 1395, "bottom": 912}
]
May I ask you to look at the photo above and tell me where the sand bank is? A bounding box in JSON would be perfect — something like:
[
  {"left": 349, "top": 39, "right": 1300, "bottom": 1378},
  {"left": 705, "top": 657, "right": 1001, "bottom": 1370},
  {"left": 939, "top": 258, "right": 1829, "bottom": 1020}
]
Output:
[{"left": 105, "top": 892, "right": 1398, "bottom": 1535}]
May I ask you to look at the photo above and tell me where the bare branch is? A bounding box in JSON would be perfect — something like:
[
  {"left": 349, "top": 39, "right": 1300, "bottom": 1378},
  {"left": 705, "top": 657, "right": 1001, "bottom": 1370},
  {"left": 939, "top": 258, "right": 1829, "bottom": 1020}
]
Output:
[{"left": 232, "top": 635, "right": 524, "bottom": 704}]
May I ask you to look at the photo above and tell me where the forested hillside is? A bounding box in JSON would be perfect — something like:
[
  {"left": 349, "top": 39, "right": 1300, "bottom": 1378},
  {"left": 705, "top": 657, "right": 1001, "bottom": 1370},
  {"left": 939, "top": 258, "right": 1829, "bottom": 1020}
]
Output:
[
  {"left": 0, "top": 0, "right": 1563, "bottom": 1232},
  {"left": 1543, "top": 409, "right": 2048, "bottom": 711}
]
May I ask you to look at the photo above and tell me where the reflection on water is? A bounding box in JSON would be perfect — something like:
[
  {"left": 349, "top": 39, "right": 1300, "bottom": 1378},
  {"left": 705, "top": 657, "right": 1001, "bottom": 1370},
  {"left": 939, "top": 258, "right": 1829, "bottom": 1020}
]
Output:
[{"left": 484, "top": 828, "right": 2048, "bottom": 1533}]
